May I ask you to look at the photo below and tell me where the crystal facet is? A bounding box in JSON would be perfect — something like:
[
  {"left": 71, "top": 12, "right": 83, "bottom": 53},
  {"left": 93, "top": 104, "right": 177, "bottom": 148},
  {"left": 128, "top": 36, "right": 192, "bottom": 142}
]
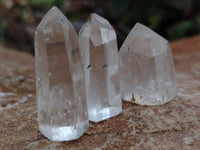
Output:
[
  {"left": 119, "top": 23, "right": 177, "bottom": 105},
  {"left": 35, "top": 7, "right": 88, "bottom": 141},
  {"left": 79, "top": 13, "right": 122, "bottom": 122}
]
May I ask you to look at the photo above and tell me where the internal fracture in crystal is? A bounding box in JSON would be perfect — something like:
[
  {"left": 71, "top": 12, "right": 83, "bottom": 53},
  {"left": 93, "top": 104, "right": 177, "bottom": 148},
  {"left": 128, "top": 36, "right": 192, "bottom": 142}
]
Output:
[
  {"left": 119, "top": 23, "right": 177, "bottom": 105},
  {"left": 79, "top": 13, "right": 122, "bottom": 122},
  {"left": 35, "top": 6, "right": 88, "bottom": 141}
]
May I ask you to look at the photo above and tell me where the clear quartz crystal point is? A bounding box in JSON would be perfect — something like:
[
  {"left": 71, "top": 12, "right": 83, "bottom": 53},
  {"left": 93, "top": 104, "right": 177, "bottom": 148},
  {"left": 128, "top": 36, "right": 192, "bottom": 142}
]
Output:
[
  {"left": 34, "top": 6, "right": 88, "bottom": 141},
  {"left": 79, "top": 13, "right": 122, "bottom": 122},
  {"left": 119, "top": 23, "right": 177, "bottom": 105}
]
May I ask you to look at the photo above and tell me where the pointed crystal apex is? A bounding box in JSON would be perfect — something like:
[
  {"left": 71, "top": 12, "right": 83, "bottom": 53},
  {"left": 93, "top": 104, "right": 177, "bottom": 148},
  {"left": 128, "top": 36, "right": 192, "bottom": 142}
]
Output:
[
  {"left": 79, "top": 13, "right": 116, "bottom": 47},
  {"left": 47, "top": 6, "right": 60, "bottom": 14},
  {"left": 36, "top": 6, "right": 72, "bottom": 32},
  {"left": 79, "top": 14, "right": 122, "bottom": 122},
  {"left": 89, "top": 13, "right": 111, "bottom": 28},
  {"left": 35, "top": 7, "right": 88, "bottom": 141},
  {"left": 119, "top": 22, "right": 176, "bottom": 105},
  {"left": 121, "top": 22, "right": 168, "bottom": 57}
]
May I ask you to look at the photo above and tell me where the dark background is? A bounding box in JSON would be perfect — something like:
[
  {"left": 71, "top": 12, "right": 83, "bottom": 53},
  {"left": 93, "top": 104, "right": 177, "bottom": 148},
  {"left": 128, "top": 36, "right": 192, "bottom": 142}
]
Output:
[{"left": 0, "top": 0, "right": 200, "bottom": 54}]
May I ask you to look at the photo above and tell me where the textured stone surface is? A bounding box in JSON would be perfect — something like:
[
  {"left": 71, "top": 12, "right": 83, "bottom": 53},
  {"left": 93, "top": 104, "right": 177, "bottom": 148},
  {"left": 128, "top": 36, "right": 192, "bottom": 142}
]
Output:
[
  {"left": 0, "top": 35, "right": 200, "bottom": 149},
  {"left": 79, "top": 13, "right": 121, "bottom": 122},
  {"left": 119, "top": 23, "right": 176, "bottom": 105},
  {"left": 35, "top": 6, "right": 88, "bottom": 141}
]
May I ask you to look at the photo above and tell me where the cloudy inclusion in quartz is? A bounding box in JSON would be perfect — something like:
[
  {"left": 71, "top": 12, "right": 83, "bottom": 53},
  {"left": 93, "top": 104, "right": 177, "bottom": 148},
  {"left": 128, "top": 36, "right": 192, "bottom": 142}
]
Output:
[
  {"left": 79, "top": 13, "right": 122, "bottom": 122},
  {"left": 35, "top": 7, "right": 88, "bottom": 141},
  {"left": 119, "top": 23, "right": 177, "bottom": 105}
]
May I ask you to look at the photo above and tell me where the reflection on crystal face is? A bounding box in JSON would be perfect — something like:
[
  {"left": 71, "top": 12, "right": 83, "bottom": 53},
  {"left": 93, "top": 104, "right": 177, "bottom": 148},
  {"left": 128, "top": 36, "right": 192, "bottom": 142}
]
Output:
[
  {"left": 79, "top": 13, "right": 122, "bottom": 122},
  {"left": 35, "top": 6, "right": 88, "bottom": 141},
  {"left": 119, "top": 23, "right": 177, "bottom": 105}
]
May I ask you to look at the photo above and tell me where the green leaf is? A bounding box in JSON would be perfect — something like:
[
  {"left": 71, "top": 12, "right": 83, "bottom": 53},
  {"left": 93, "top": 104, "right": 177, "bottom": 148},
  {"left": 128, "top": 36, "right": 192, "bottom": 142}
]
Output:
[{"left": 167, "top": 21, "right": 193, "bottom": 40}]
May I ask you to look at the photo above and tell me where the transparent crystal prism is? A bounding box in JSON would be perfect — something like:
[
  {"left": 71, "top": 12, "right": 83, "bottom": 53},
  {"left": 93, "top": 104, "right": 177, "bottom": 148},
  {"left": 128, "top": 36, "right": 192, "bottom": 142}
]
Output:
[
  {"left": 119, "top": 23, "right": 177, "bottom": 105},
  {"left": 35, "top": 6, "right": 88, "bottom": 141},
  {"left": 79, "top": 13, "right": 122, "bottom": 122}
]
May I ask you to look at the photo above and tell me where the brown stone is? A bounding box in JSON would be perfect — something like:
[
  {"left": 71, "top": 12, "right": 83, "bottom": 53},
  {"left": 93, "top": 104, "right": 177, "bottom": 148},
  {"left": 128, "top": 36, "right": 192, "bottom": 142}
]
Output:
[{"left": 0, "top": 35, "right": 200, "bottom": 149}]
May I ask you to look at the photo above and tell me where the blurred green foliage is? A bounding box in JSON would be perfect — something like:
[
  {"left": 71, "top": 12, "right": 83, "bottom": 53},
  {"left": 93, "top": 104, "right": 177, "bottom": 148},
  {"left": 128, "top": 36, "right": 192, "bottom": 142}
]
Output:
[
  {"left": 0, "top": 0, "right": 200, "bottom": 52},
  {"left": 104, "top": 0, "right": 200, "bottom": 40},
  {"left": 29, "top": 0, "right": 65, "bottom": 10},
  {"left": 0, "top": 21, "right": 7, "bottom": 43},
  {"left": 167, "top": 21, "right": 193, "bottom": 39}
]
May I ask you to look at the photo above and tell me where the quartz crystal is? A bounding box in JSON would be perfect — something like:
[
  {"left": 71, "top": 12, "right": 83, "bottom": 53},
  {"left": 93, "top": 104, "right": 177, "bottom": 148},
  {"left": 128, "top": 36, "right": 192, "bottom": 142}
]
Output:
[
  {"left": 35, "top": 7, "right": 88, "bottom": 141},
  {"left": 79, "top": 13, "right": 122, "bottom": 122},
  {"left": 119, "top": 23, "right": 176, "bottom": 105}
]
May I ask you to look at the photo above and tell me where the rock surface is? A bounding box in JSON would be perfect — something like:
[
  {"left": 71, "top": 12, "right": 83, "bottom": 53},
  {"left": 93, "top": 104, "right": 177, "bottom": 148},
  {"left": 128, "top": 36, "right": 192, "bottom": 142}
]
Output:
[{"left": 0, "top": 35, "right": 200, "bottom": 149}]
